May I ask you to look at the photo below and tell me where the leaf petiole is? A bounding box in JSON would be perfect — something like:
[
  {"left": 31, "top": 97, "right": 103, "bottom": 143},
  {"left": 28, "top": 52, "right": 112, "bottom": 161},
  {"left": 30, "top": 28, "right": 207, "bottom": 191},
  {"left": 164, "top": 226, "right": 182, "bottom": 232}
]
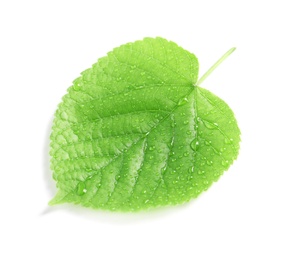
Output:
[{"left": 196, "top": 47, "right": 236, "bottom": 86}]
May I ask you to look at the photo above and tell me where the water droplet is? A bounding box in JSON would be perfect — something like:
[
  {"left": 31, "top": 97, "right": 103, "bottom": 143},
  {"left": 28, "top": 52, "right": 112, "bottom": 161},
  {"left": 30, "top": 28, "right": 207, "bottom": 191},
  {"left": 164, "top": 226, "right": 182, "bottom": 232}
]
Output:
[
  {"left": 206, "top": 160, "right": 213, "bottom": 166},
  {"left": 197, "top": 170, "right": 205, "bottom": 175},
  {"left": 141, "top": 72, "right": 146, "bottom": 76},
  {"left": 222, "top": 160, "right": 229, "bottom": 166},
  {"left": 183, "top": 120, "right": 189, "bottom": 125},
  {"left": 143, "top": 190, "right": 147, "bottom": 194},
  {"left": 149, "top": 146, "right": 155, "bottom": 151},
  {"left": 144, "top": 199, "right": 149, "bottom": 204},
  {"left": 149, "top": 155, "right": 154, "bottom": 160},
  {"left": 186, "top": 130, "right": 192, "bottom": 135},
  {"left": 220, "top": 147, "right": 226, "bottom": 152},
  {"left": 213, "top": 148, "right": 221, "bottom": 155},
  {"left": 73, "top": 85, "right": 81, "bottom": 91},
  {"left": 184, "top": 152, "right": 189, "bottom": 157},
  {"left": 162, "top": 166, "right": 167, "bottom": 172},
  {"left": 178, "top": 97, "right": 188, "bottom": 106},
  {"left": 190, "top": 139, "right": 199, "bottom": 151},
  {"left": 205, "top": 140, "right": 211, "bottom": 146},
  {"left": 224, "top": 138, "right": 233, "bottom": 144},
  {"left": 203, "top": 121, "right": 218, "bottom": 129},
  {"left": 76, "top": 182, "right": 87, "bottom": 196},
  {"left": 188, "top": 166, "right": 195, "bottom": 173}
]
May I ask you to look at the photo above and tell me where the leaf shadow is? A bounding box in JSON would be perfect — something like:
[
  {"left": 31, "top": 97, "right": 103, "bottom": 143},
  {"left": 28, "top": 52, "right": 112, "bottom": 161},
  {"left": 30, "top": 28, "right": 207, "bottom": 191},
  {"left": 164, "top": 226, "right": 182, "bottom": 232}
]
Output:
[
  {"left": 41, "top": 200, "right": 197, "bottom": 225},
  {"left": 42, "top": 116, "right": 57, "bottom": 201}
]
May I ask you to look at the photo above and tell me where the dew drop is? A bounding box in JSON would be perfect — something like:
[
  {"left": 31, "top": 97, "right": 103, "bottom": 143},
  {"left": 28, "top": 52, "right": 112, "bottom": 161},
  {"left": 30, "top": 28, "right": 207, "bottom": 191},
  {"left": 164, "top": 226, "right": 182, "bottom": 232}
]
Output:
[
  {"left": 197, "top": 170, "right": 205, "bottom": 175},
  {"left": 188, "top": 166, "right": 195, "bottom": 173},
  {"left": 224, "top": 138, "right": 233, "bottom": 144},
  {"left": 178, "top": 97, "right": 188, "bottom": 106},
  {"left": 190, "top": 139, "right": 199, "bottom": 151},
  {"left": 149, "top": 146, "right": 155, "bottom": 151},
  {"left": 220, "top": 147, "right": 226, "bottom": 152},
  {"left": 203, "top": 121, "right": 218, "bottom": 129},
  {"left": 205, "top": 140, "right": 211, "bottom": 146},
  {"left": 73, "top": 84, "right": 81, "bottom": 91},
  {"left": 206, "top": 160, "right": 213, "bottom": 166},
  {"left": 171, "top": 122, "right": 176, "bottom": 128},
  {"left": 76, "top": 182, "right": 87, "bottom": 196},
  {"left": 221, "top": 160, "right": 229, "bottom": 166}
]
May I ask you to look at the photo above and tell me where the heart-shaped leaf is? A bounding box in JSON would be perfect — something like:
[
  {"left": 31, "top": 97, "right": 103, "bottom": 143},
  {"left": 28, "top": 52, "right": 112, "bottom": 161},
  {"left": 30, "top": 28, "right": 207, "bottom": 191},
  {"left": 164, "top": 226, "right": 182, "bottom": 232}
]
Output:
[{"left": 49, "top": 37, "right": 240, "bottom": 211}]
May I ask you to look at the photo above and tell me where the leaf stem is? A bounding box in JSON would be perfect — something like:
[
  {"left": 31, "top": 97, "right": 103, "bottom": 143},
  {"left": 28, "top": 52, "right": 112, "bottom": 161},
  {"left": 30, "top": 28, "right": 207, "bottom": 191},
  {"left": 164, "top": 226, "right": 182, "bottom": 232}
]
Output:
[{"left": 196, "top": 47, "right": 236, "bottom": 86}]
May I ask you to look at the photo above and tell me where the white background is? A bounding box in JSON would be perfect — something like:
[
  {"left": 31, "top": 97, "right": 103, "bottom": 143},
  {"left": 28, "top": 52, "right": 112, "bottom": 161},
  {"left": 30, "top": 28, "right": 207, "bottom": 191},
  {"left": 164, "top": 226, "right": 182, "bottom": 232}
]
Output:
[{"left": 1, "top": 0, "right": 290, "bottom": 259}]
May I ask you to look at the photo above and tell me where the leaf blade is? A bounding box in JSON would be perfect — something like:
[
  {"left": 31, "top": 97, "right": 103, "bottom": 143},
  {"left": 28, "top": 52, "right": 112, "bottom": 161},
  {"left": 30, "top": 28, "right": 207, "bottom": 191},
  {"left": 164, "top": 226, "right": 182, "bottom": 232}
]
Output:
[{"left": 49, "top": 37, "right": 240, "bottom": 211}]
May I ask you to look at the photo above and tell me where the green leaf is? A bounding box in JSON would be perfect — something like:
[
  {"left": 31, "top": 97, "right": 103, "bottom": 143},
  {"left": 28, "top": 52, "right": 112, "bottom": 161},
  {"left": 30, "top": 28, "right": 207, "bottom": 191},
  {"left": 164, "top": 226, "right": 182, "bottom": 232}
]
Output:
[{"left": 49, "top": 37, "right": 240, "bottom": 211}]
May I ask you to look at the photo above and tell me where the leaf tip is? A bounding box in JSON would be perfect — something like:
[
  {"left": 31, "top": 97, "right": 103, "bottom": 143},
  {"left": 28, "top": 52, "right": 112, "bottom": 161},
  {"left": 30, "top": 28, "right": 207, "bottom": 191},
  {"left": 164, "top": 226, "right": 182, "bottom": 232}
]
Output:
[{"left": 48, "top": 190, "right": 67, "bottom": 206}]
